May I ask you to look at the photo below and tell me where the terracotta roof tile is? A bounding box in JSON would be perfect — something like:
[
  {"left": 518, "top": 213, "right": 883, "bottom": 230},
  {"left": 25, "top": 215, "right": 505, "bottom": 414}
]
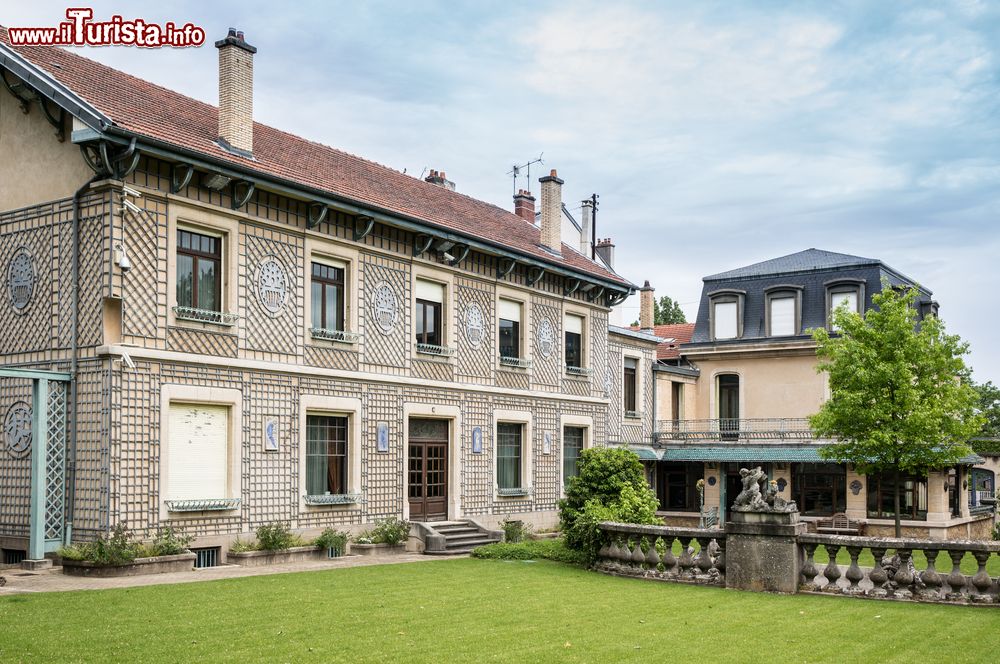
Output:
[
  {"left": 1, "top": 28, "right": 630, "bottom": 287},
  {"left": 630, "top": 323, "right": 695, "bottom": 360}
]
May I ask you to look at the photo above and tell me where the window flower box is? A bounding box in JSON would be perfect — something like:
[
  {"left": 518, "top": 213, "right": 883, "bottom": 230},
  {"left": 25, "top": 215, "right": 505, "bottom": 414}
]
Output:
[
  {"left": 624, "top": 410, "right": 641, "bottom": 420},
  {"left": 310, "top": 328, "right": 361, "bottom": 344},
  {"left": 565, "top": 366, "right": 593, "bottom": 377},
  {"left": 172, "top": 306, "right": 239, "bottom": 326},
  {"left": 61, "top": 552, "right": 196, "bottom": 578},
  {"left": 497, "top": 487, "right": 533, "bottom": 497},
  {"left": 303, "top": 493, "right": 362, "bottom": 506},
  {"left": 165, "top": 498, "right": 241, "bottom": 513},
  {"left": 416, "top": 343, "right": 456, "bottom": 357},
  {"left": 499, "top": 356, "right": 532, "bottom": 369}
]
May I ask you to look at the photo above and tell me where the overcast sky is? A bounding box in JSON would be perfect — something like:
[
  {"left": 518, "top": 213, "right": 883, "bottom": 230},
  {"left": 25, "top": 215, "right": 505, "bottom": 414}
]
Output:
[{"left": 7, "top": 1, "right": 999, "bottom": 381}]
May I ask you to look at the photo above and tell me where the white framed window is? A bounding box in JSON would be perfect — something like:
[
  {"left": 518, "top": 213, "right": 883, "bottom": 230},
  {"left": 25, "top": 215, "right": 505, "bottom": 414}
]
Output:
[
  {"left": 826, "top": 281, "right": 864, "bottom": 331},
  {"left": 499, "top": 298, "right": 523, "bottom": 362},
  {"left": 414, "top": 275, "right": 453, "bottom": 356},
  {"left": 559, "top": 414, "right": 593, "bottom": 494},
  {"left": 564, "top": 312, "right": 586, "bottom": 372},
  {"left": 159, "top": 384, "right": 242, "bottom": 518},
  {"left": 708, "top": 290, "right": 744, "bottom": 341},
  {"left": 623, "top": 356, "right": 639, "bottom": 418},
  {"left": 299, "top": 395, "right": 363, "bottom": 509},
  {"left": 167, "top": 205, "right": 239, "bottom": 328},
  {"left": 304, "top": 239, "right": 361, "bottom": 346},
  {"left": 494, "top": 409, "right": 533, "bottom": 498},
  {"left": 765, "top": 287, "right": 802, "bottom": 337}
]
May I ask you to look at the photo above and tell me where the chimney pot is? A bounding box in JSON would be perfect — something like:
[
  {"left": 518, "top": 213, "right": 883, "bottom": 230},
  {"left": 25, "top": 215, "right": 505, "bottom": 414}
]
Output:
[
  {"left": 640, "top": 281, "right": 655, "bottom": 332},
  {"left": 538, "top": 170, "right": 564, "bottom": 253},
  {"left": 425, "top": 168, "right": 456, "bottom": 191},
  {"left": 513, "top": 189, "right": 536, "bottom": 223}
]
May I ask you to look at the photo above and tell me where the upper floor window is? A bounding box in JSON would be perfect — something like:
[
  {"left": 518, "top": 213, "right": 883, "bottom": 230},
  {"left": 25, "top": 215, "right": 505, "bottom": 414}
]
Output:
[
  {"left": 623, "top": 357, "right": 638, "bottom": 415},
  {"left": 311, "top": 261, "right": 345, "bottom": 332},
  {"left": 766, "top": 289, "right": 800, "bottom": 337},
  {"left": 499, "top": 298, "right": 522, "bottom": 360},
  {"left": 826, "top": 281, "right": 863, "bottom": 331},
  {"left": 565, "top": 314, "right": 584, "bottom": 369},
  {"left": 176, "top": 229, "right": 221, "bottom": 312},
  {"left": 415, "top": 279, "right": 445, "bottom": 347},
  {"left": 709, "top": 292, "right": 743, "bottom": 340}
]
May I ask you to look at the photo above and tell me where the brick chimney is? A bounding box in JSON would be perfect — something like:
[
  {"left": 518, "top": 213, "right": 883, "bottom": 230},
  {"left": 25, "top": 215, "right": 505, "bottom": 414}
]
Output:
[
  {"left": 513, "top": 190, "right": 536, "bottom": 223},
  {"left": 595, "top": 238, "right": 615, "bottom": 269},
  {"left": 640, "top": 281, "right": 655, "bottom": 332},
  {"left": 539, "top": 169, "right": 563, "bottom": 254},
  {"left": 215, "top": 28, "right": 256, "bottom": 156},
  {"left": 579, "top": 198, "right": 593, "bottom": 255},
  {"left": 424, "top": 169, "right": 456, "bottom": 191}
]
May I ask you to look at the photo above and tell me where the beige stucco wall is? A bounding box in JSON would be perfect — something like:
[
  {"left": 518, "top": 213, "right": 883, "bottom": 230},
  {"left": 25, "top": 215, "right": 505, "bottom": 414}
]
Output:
[
  {"left": 654, "top": 372, "right": 697, "bottom": 422},
  {"left": 689, "top": 353, "right": 826, "bottom": 420},
  {"left": 0, "top": 88, "right": 92, "bottom": 212}
]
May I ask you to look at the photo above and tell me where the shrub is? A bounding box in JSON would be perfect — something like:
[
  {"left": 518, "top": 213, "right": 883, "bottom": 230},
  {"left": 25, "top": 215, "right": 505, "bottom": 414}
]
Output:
[
  {"left": 230, "top": 537, "right": 257, "bottom": 553},
  {"left": 314, "top": 528, "right": 350, "bottom": 554},
  {"left": 58, "top": 524, "right": 144, "bottom": 565},
  {"left": 255, "top": 522, "right": 303, "bottom": 551},
  {"left": 500, "top": 518, "right": 531, "bottom": 543},
  {"left": 148, "top": 526, "right": 193, "bottom": 557},
  {"left": 370, "top": 517, "right": 410, "bottom": 545},
  {"left": 471, "top": 538, "right": 587, "bottom": 566},
  {"left": 558, "top": 448, "right": 660, "bottom": 562}
]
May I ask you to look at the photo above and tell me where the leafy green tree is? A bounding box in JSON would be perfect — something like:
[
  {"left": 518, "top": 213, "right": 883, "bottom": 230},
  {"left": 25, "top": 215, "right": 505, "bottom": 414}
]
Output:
[
  {"left": 971, "top": 380, "right": 1000, "bottom": 438},
  {"left": 655, "top": 295, "right": 687, "bottom": 325},
  {"left": 811, "top": 285, "right": 983, "bottom": 537}
]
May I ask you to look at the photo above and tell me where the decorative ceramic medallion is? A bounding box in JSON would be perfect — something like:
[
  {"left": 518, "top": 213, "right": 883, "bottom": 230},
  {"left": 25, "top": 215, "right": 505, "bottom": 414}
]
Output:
[
  {"left": 255, "top": 257, "right": 288, "bottom": 315},
  {"left": 369, "top": 281, "right": 399, "bottom": 335},
  {"left": 4, "top": 401, "right": 32, "bottom": 459},
  {"left": 850, "top": 479, "right": 863, "bottom": 496},
  {"left": 465, "top": 303, "right": 485, "bottom": 348},
  {"left": 8, "top": 248, "right": 34, "bottom": 313},
  {"left": 536, "top": 318, "right": 555, "bottom": 358}
]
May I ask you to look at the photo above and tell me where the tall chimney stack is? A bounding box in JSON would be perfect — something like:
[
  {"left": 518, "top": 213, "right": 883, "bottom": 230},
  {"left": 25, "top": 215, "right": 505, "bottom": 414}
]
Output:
[
  {"left": 539, "top": 169, "right": 564, "bottom": 254},
  {"left": 513, "top": 190, "right": 536, "bottom": 222},
  {"left": 215, "top": 28, "right": 256, "bottom": 156},
  {"left": 640, "top": 281, "right": 655, "bottom": 333},
  {"left": 595, "top": 237, "right": 615, "bottom": 269},
  {"left": 579, "top": 199, "right": 593, "bottom": 255}
]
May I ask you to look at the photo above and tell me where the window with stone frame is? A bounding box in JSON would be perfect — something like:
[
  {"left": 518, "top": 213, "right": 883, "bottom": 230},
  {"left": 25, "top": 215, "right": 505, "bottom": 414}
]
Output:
[
  {"left": 496, "top": 423, "right": 523, "bottom": 490},
  {"left": 562, "top": 426, "right": 585, "bottom": 489},
  {"left": 498, "top": 298, "right": 522, "bottom": 360},
  {"left": 176, "top": 229, "right": 221, "bottom": 312},
  {"left": 415, "top": 279, "right": 445, "bottom": 348},
  {"left": 564, "top": 314, "right": 584, "bottom": 369},
  {"left": 306, "top": 415, "right": 348, "bottom": 496},
  {"left": 311, "top": 262, "right": 345, "bottom": 332},
  {"left": 655, "top": 462, "right": 701, "bottom": 512},
  {"left": 790, "top": 463, "right": 846, "bottom": 516},
  {"left": 623, "top": 357, "right": 638, "bottom": 415}
]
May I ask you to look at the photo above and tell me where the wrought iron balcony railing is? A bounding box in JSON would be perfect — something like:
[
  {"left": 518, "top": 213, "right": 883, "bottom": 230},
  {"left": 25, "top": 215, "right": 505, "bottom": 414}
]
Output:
[
  {"left": 173, "top": 306, "right": 239, "bottom": 326},
  {"left": 654, "top": 418, "right": 819, "bottom": 443},
  {"left": 304, "top": 493, "right": 363, "bottom": 506},
  {"left": 416, "top": 343, "right": 456, "bottom": 357},
  {"left": 310, "top": 328, "right": 362, "bottom": 344},
  {"left": 165, "top": 498, "right": 241, "bottom": 512},
  {"left": 499, "top": 355, "right": 533, "bottom": 369},
  {"left": 565, "top": 366, "right": 593, "bottom": 377}
]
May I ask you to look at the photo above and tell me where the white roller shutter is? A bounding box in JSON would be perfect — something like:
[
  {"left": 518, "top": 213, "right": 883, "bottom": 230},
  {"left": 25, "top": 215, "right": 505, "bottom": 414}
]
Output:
[
  {"left": 167, "top": 403, "right": 229, "bottom": 500},
  {"left": 564, "top": 314, "right": 584, "bottom": 334},
  {"left": 713, "top": 301, "right": 738, "bottom": 339},
  {"left": 415, "top": 279, "right": 445, "bottom": 303},
  {"left": 499, "top": 299, "right": 521, "bottom": 322},
  {"left": 831, "top": 291, "right": 857, "bottom": 313},
  {"left": 770, "top": 297, "right": 795, "bottom": 336}
]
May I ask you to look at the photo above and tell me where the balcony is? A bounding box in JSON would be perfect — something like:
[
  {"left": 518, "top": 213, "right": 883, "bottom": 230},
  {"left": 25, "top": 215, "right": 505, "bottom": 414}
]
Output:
[{"left": 654, "top": 418, "right": 820, "bottom": 444}]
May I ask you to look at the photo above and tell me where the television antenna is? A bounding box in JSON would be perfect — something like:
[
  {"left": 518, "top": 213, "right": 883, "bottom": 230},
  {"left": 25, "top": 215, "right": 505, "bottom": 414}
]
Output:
[{"left": 507, "top": 153, "right": 544, "bottom": 195}]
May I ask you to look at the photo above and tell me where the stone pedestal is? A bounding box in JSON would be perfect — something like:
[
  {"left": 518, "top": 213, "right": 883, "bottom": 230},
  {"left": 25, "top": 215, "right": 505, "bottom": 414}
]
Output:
[
  {"left": 725, "top": 510, "right": 807, "bottom": 594},
  {"left": 21, "top": 558, "right": 53, "bottom": 571}
]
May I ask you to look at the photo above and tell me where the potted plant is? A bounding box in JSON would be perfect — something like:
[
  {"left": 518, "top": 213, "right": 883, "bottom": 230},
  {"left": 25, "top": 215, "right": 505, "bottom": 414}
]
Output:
[
  {"left": 59, "top": 525, "right": 196, "bottom": 577},
  {"left": 313, "top": 528, "right": 350, "bottom": 558},
  {"left": 227, "top": 522, "right": 326, "bottom": 566},
  {"left": 350, "top": 517, "right": 410, "bottom": 556}
]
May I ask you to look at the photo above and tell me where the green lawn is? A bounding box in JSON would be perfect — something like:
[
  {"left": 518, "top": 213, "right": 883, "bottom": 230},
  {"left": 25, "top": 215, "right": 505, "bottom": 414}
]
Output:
[{"left": 1, "top": 559, "right": 998, "bottom": 663}]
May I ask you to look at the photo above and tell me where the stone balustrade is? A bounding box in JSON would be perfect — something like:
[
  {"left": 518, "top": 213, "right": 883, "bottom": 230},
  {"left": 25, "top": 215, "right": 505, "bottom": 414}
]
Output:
[
  {"left": 595, "top": 522, "right": 726, "bottom": 586},
  {"left": 799, "top": 533, "right": 1000, "bottom": 604}
]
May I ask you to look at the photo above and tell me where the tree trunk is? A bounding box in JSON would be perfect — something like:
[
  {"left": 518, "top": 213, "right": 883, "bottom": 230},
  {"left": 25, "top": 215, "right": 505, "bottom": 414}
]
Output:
[{"left": 893, "top": 467, "right": 902, "bottom": 538}]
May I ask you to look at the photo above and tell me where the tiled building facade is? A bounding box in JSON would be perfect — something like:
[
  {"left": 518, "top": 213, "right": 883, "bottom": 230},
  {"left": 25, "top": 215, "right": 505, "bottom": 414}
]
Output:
[{"left": 0, "top": 29, "right": 657, "bottom": 558}]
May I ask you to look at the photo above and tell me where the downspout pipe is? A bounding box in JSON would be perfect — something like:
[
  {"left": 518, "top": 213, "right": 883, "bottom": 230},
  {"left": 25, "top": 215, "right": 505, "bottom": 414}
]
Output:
[{"left": 65, "top": 173, "right": 102, "bottom": 543}]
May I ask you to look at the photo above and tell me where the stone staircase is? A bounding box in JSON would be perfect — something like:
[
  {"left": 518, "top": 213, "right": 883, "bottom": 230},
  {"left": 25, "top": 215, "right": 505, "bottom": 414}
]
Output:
[{"left": 414, "top": 519, "right": 502, "bottom": 555}]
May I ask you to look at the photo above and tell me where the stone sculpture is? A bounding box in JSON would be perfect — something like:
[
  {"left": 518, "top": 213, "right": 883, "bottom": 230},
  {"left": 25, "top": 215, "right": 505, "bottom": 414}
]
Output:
[{"left": 732, "top": 466, "right": 798, "bottom": 513}]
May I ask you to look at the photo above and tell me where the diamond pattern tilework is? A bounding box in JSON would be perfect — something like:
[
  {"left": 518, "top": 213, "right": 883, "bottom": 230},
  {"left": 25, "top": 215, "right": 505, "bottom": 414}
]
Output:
[
  {"left": 166, "top": 327, "right": 238, "bottom": 357},
  {"left": 412, "top": 358, "right": 454, "bottom": 382},
  {"left": 303, "top": 344, "right": 360, "bottom": 372},
  {"left": 359, "top": 254, "right": 409, "bottom": 371},
  {"left": 496, "top": 369, "right": 529, "bottom": 391},
  {"left": 0, "top": 376, "right": 32, "bottom": 537},
  {"left": 121, "top": 195, "right": 167, "bottom": 343},
  {"left": 530, "top": 297, "right": 561, "bottom": 389},
  {"left": 456, "top": 278, "right": 494, "bottom": 380},
  {"left": 242, "top": 227, "right": 302, "bottom": 360}
]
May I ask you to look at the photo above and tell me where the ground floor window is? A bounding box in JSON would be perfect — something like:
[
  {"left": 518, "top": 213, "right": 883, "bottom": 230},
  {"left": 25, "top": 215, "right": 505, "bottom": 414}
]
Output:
[
  {"left": 306, "top": 415, "right": 348, "bottom": 495},
  {"left": 562, "top": 427, "right": 585, "bottom": 489},
  {"left": 166, "top": 403, "right": 230, "bottom": 501},
  {"left": 655, "top": 462, "right": 701, "bottom": 512},
  {"left": 497, "top": 423, "right": 523, "bottom": 490},
  {"left": 790, "top": 463, "right": 846, "bottom": 516},
  {"left": 866, "top": 472, "right": 928, "bottom": 520}
]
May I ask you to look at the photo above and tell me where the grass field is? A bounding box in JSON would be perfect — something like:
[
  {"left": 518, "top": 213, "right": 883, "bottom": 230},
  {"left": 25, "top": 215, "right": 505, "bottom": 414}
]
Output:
[{"left": 2, "top": 558, "right": 998, "bottom": 663}]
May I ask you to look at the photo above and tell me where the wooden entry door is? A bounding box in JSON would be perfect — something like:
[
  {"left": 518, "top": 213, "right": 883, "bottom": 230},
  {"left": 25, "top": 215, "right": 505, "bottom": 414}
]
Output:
[{"left": 408, "top": 419, "right": 449, "bottom": 522}]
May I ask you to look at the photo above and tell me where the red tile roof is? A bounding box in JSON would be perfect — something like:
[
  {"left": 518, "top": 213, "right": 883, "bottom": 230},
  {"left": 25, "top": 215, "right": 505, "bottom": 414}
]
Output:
[
  {"left": 630, "top": 323, "right": 696, "bottom": 360},
  {"left": 0, "top": 28, "right": 630, "bottom": 288}
]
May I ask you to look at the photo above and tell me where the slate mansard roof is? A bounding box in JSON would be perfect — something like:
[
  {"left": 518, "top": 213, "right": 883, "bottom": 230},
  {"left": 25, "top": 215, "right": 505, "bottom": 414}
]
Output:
[
  {"left": 0, "top": 27, "right": 631, "bottom": 291},
  {"left": 688, "top": 248, "right": 935, "bottom": 346}
]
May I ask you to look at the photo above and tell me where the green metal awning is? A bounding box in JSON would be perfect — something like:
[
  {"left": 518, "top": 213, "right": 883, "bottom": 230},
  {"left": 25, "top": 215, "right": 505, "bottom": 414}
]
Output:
[
  {"left": 662, "top": 445, "right": 828, "bottom": 463},
  {"left": 615, "top": 445, "right": 661, "bottom": 461}
]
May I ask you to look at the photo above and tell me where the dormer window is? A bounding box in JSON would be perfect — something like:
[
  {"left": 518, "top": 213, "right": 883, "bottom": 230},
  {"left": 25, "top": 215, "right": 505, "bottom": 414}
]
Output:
[
  {"left": 825, "top": 280, "right": 864, "bottom": 331},
  {"left": 709, "top": 291, "right": 744, "bottom": 341},
  {"left": 765, "top": 286, "right": 802, "bottom": 337}
]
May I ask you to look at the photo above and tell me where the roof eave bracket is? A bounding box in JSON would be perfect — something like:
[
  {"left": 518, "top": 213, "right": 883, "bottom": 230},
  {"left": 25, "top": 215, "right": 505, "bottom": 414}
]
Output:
[
  {"left": 231, "top": 180, "right": 255, "bottom": 209},
  {"left": 497, "top": 257, "right": 516, "bottom": 279},
  {"left": 307, "top": 203, "right": 328, "bottom": 229},
  {"left": 447, "top": 244, "right": 470, "bottom": 266},
  {"left": 413, "top": 233, "right": 434, "bottom": 258},
  {"left": 564, "top": 277, "right": 581, "bottom": 297},
  {"left": 527, "top": 266, "right": 545, "bottom": 287},
  {"left": 353, "top": 215, "right": 374, "bottom": 240},
  {"left": 170, "top": 163, "right": 195, "bottom": 193}
]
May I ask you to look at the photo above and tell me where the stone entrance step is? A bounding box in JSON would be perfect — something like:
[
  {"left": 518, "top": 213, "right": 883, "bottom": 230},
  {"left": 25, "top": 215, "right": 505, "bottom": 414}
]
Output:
[{"left": 413, "top": 519, "right": 502, "bottom": 556}]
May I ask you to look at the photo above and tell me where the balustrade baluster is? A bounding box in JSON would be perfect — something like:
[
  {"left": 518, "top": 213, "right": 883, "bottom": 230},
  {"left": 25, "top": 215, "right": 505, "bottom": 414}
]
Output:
[
  {"left": 678, "top": 537, "right": 696, "bottom": 578},
  {"left": 630, "top": 537, "right": 646, "bottom": 570},
  {"left": 645, "top": 536, "right": 661, "bottom": 572},
  {"left": 867, "top": 547, "right": 889, "bottom": 598},
  {"left": 714, "top": 538, "right": 726, "bottom": 581},
  {"left": 919, "top": 549, "right": 943, "bottom": 600},
  {"left": 845, "top": 546, "right": 864, "bottom": 595},
  {"left": 945, "top": 550, "right": 966, "bottom": 601},
  {"left": 661, "top": 537, "right": 678, "bottom": 577},
  {"left": 893, "top": 549, "right": 915, "bottom": 599},
  {"left": 800, "top": 543, "right": 819, "bottom": 590},
  {"left": 822, "top": 545, "right": 842, "bottom": 592},
  {"left": 695, "top": 537, "right": 713, "bottom": 576},
  {"left": 970, "top": 551, "right": 993, "bottom": 603}
]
